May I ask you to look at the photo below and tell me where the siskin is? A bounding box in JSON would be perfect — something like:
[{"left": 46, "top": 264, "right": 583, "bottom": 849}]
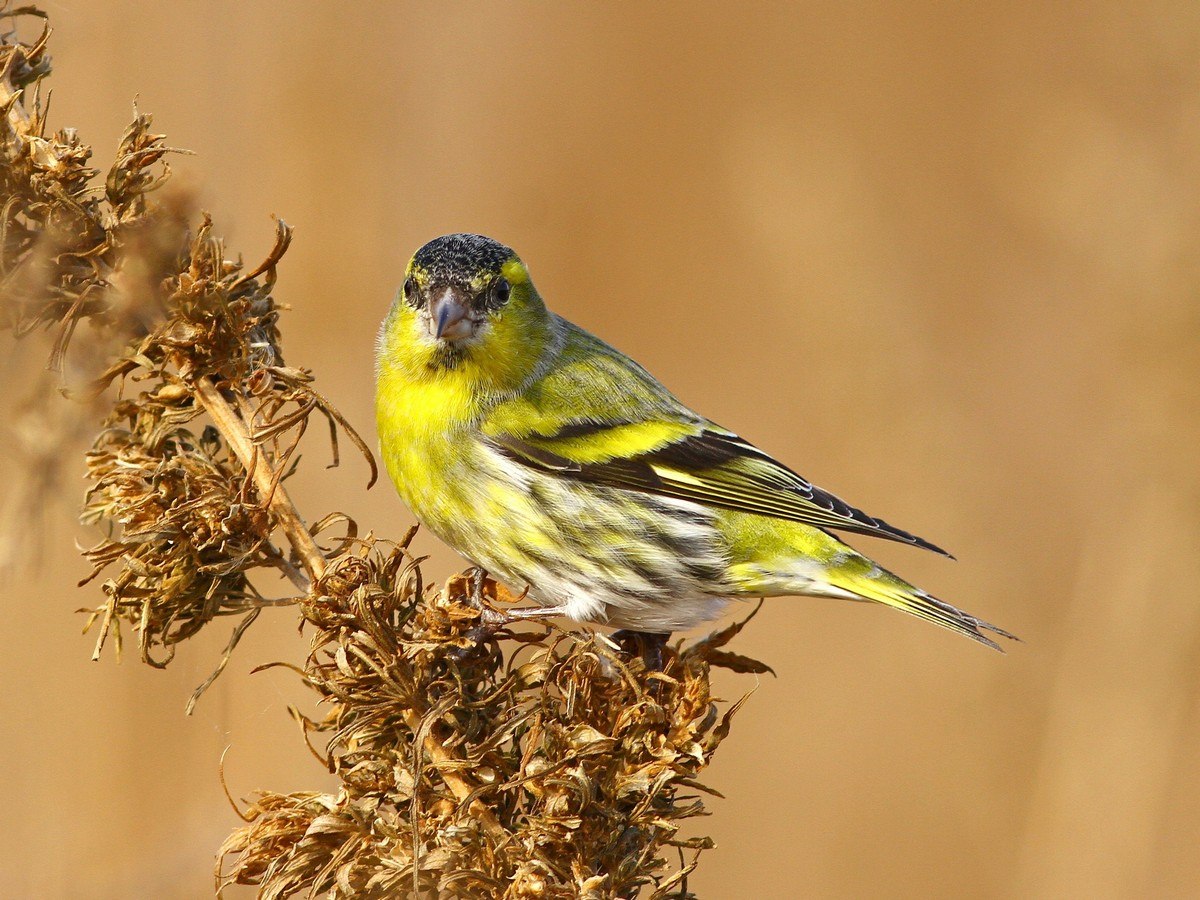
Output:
[{"left": 375, "top": 233, "right": 1014, "bottom": 652}]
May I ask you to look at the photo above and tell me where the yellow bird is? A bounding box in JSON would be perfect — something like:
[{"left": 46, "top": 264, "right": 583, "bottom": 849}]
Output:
[{"left": 375, "top": 233, "right": 1014, "bottom": 654}]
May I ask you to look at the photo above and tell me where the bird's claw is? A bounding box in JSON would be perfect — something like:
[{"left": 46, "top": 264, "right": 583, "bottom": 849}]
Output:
[
  {"left": 460, "top": 567, "right": 508, "bottom": 626},
  {"left": 611, "top": 629, "right": 671, "bottom": 673},
  {"left": 464, "top": 566, "right": 489, "bottom": 609}
]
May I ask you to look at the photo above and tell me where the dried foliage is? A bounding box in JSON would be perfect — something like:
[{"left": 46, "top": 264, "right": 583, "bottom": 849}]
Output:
[
  {"left": 1, "top": 7, "right": 764, "bottom": 897},
  {"left": 219, "top": 549, "right": 755, "bottom": 898}
]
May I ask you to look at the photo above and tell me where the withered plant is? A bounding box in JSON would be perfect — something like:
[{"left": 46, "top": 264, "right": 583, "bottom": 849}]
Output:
[{"left": 1, "top": 7, "right": 766, "bottom": 897}]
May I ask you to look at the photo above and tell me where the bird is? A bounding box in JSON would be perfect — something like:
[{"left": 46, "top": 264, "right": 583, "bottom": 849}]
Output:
[{"left": 374, "top": 233, "right": 1015, "bottom": 657}]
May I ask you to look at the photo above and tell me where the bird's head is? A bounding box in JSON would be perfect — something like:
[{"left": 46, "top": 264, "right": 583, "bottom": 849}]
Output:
[{"left": 377, "top": 233, "right": 553, "bottom": 391}]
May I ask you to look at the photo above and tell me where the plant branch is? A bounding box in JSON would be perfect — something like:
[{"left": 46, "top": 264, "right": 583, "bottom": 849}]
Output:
[
  {"left": 195, "top": 377, "right": 507, "bottom": 840},
  {"left": 402, "top": 708, "right": 508, "bottom": 842},
  {"left": 0, "top": 38, "right": 32, "bottom": 134},
  {"left": 194, "top": 377, "right": 326, "bottom": 584}
]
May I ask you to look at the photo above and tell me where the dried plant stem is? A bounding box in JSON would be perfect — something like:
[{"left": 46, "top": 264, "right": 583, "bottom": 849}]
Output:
[
  {"left": 194, "top": 378, "right": 508, "bottom": 839},
  {"left": 1, "top": 51, "right": 31, "bottom": 133},
  {"left": 196, "top": 373, "right": 508, "bottom": 842},
  {"left": 404, "top": 683, "right": 510, "bottom": 835},
  {"left": 405, "top": 710, "right": 508, "bottom": 842},
  {"left": 1, "top": 13, "right": 53, "bottom": 162},
  {"left": 194, "top": 377, "right": 326, "bottom": 583}
]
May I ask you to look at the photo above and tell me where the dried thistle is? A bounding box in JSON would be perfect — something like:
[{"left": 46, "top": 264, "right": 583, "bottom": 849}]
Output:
[
  {"left": 218, "top": 547, "right": 757, "bottom": 898},
  {"left": 1, "top": 7, "right": 764, "bottom": 896}
]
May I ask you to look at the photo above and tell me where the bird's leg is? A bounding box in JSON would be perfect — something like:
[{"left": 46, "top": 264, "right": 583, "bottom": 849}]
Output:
[
  {"left": 461, "top": 572, "right": 562, "bottom": 624},
  {"left": 611, "top": 630, "right": 638, "bottom": 656},
  {"left": 465, "top": 566, "right": 488, "bottom": 609},
  {"left": 461, "top": 566, "right": 507, "bottom": 629},
  {"left": 504, "top": 604, "right": 569, "bottom": 621},
  {"left": 641, "top": 631, "right": 670, "bottom": 672},
  {"left": 611, "top": 629, "right": 671, "bottom": 672},
  {"left": 459, "top": 600, "right": 566, "bottom": 651}
]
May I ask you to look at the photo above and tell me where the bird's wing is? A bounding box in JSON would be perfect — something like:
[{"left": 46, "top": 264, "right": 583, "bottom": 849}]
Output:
[{"left": 482, "top": 322, "right": 952, "bottom": 557}]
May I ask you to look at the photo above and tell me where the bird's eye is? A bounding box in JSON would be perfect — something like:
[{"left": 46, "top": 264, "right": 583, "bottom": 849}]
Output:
[
  {"left": 403, "top": 276, "right": 418, "bottom": 306},
  {"left": 490, "top": 277, "right": 511, "bottom": 308}
]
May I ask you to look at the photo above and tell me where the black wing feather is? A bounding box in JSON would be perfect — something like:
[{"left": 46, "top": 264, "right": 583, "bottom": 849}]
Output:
[{"left": 491, "top": 424, "right": 953, "bottom": 558}]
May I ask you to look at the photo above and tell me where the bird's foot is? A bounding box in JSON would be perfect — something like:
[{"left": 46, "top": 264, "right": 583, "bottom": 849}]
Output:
[
  {"left": 504, "top": 604, "right": 569, "bottom": 622},
  {"left": 461, "top": 567, "right": 506, "bottom": 627},
  {"left": 459, "top": 572, "right": 564, "bottom": 644},
  {"left": 462, "top": 605, "right": 566, "bottom": 644},
  {"left": 611, "top": 629, "right": 671, "bottom": 672},
  {"left": 465, "top": 566, "right": 488, "bottom": 606}
]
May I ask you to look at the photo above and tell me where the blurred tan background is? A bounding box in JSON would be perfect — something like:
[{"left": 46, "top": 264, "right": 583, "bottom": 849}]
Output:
[{"left": 3, "top": 2, "right": 1199, "bottom": 897}]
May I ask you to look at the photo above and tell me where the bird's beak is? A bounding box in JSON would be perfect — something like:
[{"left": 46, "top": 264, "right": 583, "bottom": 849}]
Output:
[{"left": 429, "top": 286, "right": 475, "bottom": 342}]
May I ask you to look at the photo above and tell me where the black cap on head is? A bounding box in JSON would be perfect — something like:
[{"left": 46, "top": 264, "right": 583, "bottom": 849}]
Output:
[{"left": 412, "top": 233, "right": 514, "bottom": 284}]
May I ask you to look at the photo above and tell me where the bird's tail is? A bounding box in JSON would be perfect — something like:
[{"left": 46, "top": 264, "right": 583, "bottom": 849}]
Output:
[{"left": 821, "top": 562, "right": 1018, "bottom": 651}]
